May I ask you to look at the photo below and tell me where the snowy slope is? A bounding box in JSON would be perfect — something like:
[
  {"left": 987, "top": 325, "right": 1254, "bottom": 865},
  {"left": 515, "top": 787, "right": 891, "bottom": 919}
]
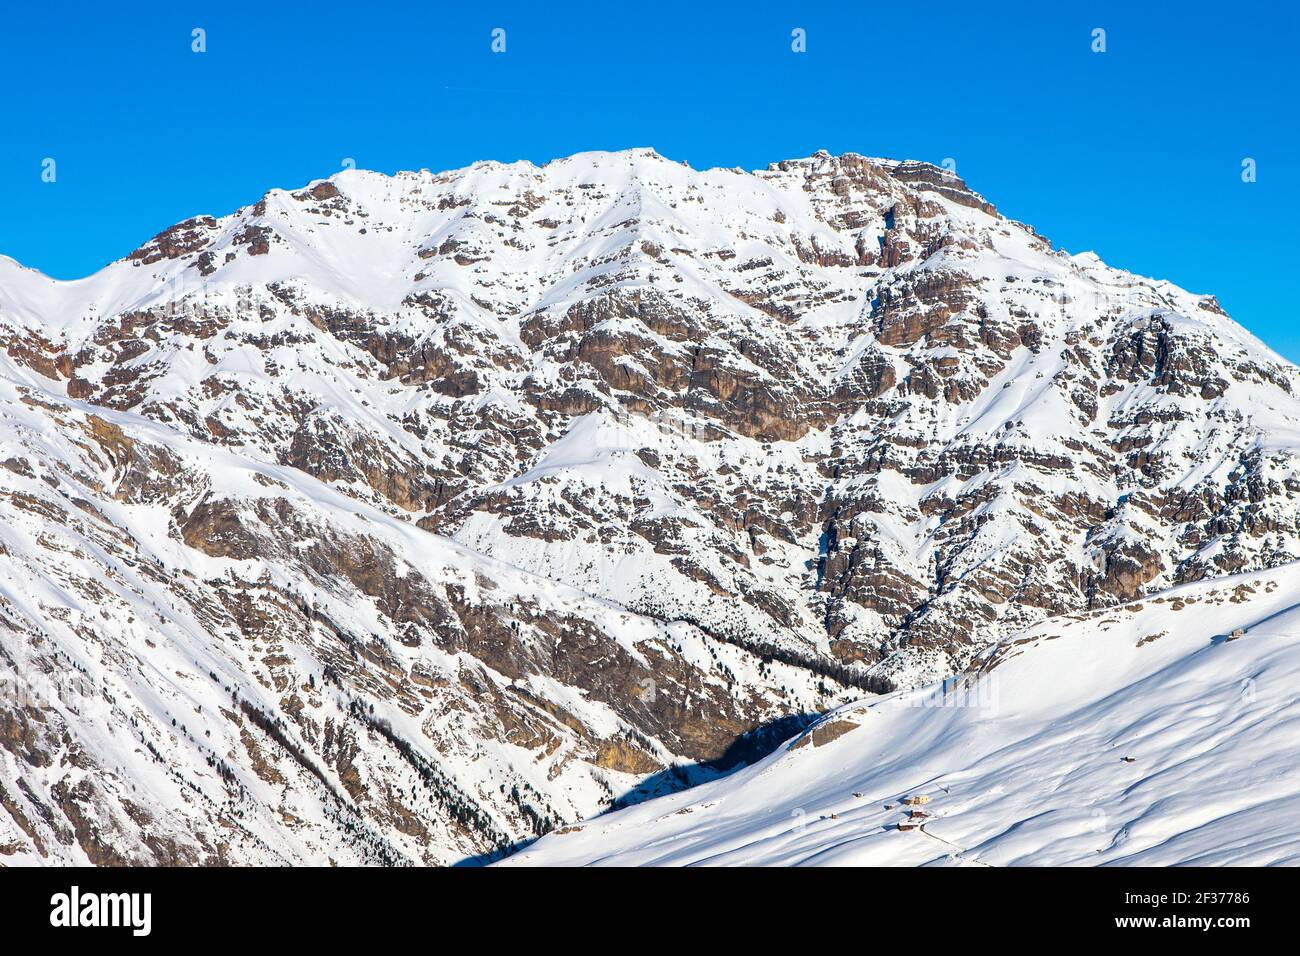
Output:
[
  {"left": 505, "top": 566, "right": 1300, "bottom": 866},
  {"left": 0, "top": 355, "right": 837, "bottom": 864}
]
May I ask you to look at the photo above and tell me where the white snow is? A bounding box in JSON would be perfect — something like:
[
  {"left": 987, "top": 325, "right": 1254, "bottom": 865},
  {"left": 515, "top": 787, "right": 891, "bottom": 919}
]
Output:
[{"left": 506, "top": 567, "right": 1300, "bottom": 866}]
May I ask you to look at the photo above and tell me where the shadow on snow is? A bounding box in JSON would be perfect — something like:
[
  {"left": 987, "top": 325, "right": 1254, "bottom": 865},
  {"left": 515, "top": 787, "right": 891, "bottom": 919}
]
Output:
[{"left": 452, "top": 711, "right": 818, "bottom": 867}]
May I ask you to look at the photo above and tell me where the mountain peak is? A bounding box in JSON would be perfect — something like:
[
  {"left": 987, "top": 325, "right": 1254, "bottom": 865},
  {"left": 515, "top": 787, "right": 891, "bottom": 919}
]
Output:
[{"left": 3, "top": 145, "right": 1298, "bottom": 865}]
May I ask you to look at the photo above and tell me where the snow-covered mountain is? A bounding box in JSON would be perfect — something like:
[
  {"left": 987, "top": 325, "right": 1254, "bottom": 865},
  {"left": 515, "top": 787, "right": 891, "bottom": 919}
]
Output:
[{"left": 1, "top": 148, "right": 1298, "bottom": 865}]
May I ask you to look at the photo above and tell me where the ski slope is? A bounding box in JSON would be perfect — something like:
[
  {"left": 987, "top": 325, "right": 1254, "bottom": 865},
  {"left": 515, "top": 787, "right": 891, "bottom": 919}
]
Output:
[{"left": 504, "top": 566, "right": 1300, "bottom": 866}]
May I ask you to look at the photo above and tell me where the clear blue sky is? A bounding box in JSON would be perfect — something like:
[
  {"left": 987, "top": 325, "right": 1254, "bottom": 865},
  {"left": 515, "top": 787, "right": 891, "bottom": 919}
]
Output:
[{"left": 2, "top": 2, "right": 1296, "bottom": 357}]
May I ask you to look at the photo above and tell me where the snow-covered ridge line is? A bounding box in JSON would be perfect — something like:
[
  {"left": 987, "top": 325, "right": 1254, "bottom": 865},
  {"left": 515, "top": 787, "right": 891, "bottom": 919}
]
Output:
[{"left": 2, "top": 145, "right": 1298, "bottom": 865}]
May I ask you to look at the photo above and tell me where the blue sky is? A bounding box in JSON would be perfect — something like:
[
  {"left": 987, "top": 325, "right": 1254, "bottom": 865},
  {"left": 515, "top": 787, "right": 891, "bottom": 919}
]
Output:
[{"left": 2, "top": 2, "right": 1296, "bottom": 357}]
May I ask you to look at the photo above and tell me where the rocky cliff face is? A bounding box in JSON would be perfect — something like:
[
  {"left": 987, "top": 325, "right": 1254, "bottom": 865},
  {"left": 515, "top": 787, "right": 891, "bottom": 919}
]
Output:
[{"left": 1, "top": 148, "right": 1297, "bottom": 864}]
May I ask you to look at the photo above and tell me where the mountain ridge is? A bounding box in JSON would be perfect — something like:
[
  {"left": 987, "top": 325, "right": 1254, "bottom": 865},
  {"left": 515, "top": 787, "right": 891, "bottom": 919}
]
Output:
[{"left": 2, "top": 147, "right": 1298, "bottom": 864}]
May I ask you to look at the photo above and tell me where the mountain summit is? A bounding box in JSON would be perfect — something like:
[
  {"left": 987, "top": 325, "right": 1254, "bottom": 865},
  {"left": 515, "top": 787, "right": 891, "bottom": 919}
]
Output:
[{"left": 2, "top": 149, "right": 1298, "bottom": 864}]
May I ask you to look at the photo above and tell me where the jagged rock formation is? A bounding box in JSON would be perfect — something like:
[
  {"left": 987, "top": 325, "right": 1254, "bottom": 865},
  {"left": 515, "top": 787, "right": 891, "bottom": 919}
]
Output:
[{"left": 1, "top": 148, "right": 1297, "bottom": 864}]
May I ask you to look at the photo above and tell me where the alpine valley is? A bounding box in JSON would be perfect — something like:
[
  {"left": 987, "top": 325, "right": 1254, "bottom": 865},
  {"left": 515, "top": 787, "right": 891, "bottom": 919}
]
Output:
[{"left": 2, "top": 148, "right": 1298, "bottom": 866}]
